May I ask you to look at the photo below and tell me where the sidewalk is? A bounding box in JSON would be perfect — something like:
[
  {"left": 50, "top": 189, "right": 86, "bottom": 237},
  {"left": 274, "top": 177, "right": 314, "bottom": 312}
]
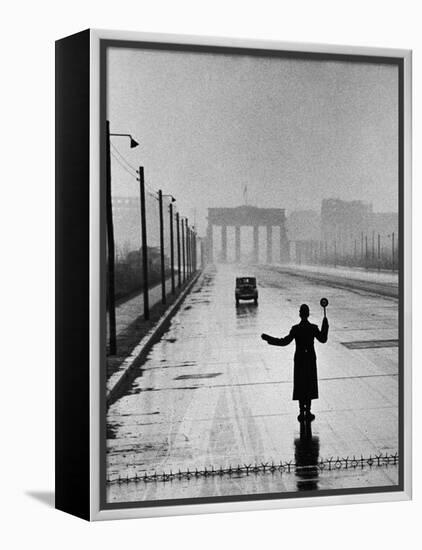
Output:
[
  {"left": 110, "top": 277, "right": 173, "bottom": 338},
  {"left": 285, "top": 263, "right": 398, "bottom": 284},
  {"left": 106, "top": 271, "right": 203, "bottom": 403},
  {"left": 271, "top": 263, "right": 398, "bottom": 298},
  {"left": 106, "top": 270, "right": 201, "bottom": 384}
]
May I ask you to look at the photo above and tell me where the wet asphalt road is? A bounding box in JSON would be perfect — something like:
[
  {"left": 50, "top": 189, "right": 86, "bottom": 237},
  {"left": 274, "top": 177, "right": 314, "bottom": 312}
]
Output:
[{"left": 107, "top": 263, "right": 399, "bottom": 503}]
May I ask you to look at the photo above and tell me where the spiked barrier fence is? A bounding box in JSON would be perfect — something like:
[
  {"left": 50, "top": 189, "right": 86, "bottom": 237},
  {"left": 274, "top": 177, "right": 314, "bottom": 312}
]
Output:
[{"left": 107, "top": 452, "right": 399, "bottom": 484}]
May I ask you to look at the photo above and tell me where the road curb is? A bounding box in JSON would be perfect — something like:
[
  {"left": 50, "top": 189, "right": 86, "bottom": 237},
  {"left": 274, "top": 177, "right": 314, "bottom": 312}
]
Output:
[
  {"left": 273, "top": 266, "right": 398, "bottom": 299},
  {"left": 106, "top": 271, "right": 203, "bottom": 407}
]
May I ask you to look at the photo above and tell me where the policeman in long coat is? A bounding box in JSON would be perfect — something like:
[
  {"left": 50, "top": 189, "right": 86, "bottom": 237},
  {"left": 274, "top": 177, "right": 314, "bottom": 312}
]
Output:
[{"left": 261, "top": 304, "right": 329, "bottom": 421}]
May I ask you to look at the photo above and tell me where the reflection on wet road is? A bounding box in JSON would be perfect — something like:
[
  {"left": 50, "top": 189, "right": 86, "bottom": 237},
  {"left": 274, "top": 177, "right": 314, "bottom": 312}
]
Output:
[
  {"left": 295, "top": 421, "right": 320, "bottom": 492},
  {"left": 107, "top": 263, "right": 399, "bottom": 503}
]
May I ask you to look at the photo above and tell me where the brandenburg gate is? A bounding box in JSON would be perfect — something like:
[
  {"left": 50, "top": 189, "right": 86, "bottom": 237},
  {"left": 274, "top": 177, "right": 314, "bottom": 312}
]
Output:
[{"left": 206, "top": 205, "right": 289, "bottom": 263}]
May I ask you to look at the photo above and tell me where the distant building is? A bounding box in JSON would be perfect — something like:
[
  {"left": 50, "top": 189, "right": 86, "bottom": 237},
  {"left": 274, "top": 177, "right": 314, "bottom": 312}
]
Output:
[
  {"left": 286, "top": 210, "right": 321, "bottom": 242},
  {"left": 321, "top": 198, "right": 398, "bottom": 245},
  {"left": 286, "top": 198, "right": 398, "bottom": 266},
  {"left": 113, "top": 196, "right": 173, "bottom": 259},
  {"left": 321, "top": 199, "right": 373, "bottom": 243},
  {"left": 112, "top": 197, "right": 140, "bottom": 255}
]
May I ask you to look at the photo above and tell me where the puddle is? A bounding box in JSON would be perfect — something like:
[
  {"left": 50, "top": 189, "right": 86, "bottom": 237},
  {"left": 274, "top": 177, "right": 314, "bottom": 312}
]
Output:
[
  {"left": 106, "top": 423, "right": 121, "bottom": 439},
  {"left": 128, "top": 385, "right": 200, "bottom": 394},
  {"left": 145, "top": 360, "right": 198, "bottom": 371},
  {"left": 174, "top": 373, "right": 222, "bottom": 381},
  {"left": 341, "top": 339, "right": 398, "bottom": 350}
]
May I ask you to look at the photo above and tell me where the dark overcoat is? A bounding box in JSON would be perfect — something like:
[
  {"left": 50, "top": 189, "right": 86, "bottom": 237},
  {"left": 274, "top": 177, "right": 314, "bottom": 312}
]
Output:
[{"left": 265, "top": 318, "right": 329, "bottom": 401}]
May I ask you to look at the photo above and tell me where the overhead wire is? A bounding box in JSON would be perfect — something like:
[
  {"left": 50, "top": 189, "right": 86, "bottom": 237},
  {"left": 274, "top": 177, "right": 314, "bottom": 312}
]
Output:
[
  {"left": 110, "top": 151, "right": 138, "bottom": 179},
  {"left": 110, "top": 152, "right": 159, "bottom": 203},
  {"left": 109, "top": 144, "right": 159, "bottom": 199},
  {"left": 110, "top": 142, "right": 138, "bottom": 172}
]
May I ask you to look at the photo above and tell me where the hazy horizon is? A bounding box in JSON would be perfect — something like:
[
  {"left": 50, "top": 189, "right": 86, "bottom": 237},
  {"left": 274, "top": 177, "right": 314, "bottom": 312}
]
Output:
[{"left": 107, "top": 47, "right": 399, "bottom": 234}]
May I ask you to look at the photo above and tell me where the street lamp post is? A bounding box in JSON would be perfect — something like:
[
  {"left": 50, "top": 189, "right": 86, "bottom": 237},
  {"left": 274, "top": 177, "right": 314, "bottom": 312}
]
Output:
[
  {"left": 158, "top": 190, "right": 166, "bottom": 305},
  {"left": 169, "top": 202, "right": 175, "bottom": 294},
  {"left": 365, "top": 234, "right": 368, "bottom": 270},
  {"left": 105, "top": 120, "right": 139, "bottom": 355},
  {"left": 392, "top": 231, "right": 395, "bottom": 272},
  {"left": 193, "top": 230, "right": 197, "bottom": 272},
  {"left": 181, "top": 217, "right": 186, "bottom": 283},
  {"left": 138, "top": 167, "right": 149, "bottom": 320},
  {"left": 158, "top": 193, "right": 176, "bottom": 303},
  {"left": 105, "top": 121, "right": 117, "bottom": 355},
  {"left": 201, "top": 238, "right": 205, "bottom": 269},
  {"left": 387, "top": 232, "right": 396, "bottom": 272},
  {"left": 192, "top": 228, "right": 195, "bottom": 273},
  {"left": 186, "top": 219, "right": 190, "bottom": 279},
  {"left": 187, "top": 226, "right": 190, "bottom": 277},
  {"left": 110, "top": 133, "right": 139, "bottom": 149},
  {"left": 176, "top": 212, "right": 181, "bottom": 288},
  {"left": 372, "top": 231, "right": 375, "bottom": 264},
  {"left": 162, "top": 195, "right": 176, "bottom": 295}
]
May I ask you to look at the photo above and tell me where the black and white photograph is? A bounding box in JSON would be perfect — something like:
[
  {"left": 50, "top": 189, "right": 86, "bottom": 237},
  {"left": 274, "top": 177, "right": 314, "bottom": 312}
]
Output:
[
  {"left": 4, "top": 0, "right": 422, "bottom": 543},
  {"left": 102, "top": 40, "right": 404, "bottom": 508}
]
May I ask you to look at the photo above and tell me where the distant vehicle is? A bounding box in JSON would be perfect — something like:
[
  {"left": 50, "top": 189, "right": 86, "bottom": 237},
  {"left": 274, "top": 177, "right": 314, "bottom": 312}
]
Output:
[{"left": 235, "top": 276, "right": 258, "bottom": 305}]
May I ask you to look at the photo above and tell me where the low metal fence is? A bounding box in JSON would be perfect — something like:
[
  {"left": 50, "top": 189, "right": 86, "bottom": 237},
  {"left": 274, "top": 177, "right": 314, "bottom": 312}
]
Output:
[{"left": 107, "top": 452, "right": 399, "bottom": 484}]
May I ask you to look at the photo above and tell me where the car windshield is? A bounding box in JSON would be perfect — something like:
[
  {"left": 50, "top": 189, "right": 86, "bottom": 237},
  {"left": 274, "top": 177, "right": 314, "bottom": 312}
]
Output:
[{"left": 236, "top": 277, "right": 256, "bottom": 286}]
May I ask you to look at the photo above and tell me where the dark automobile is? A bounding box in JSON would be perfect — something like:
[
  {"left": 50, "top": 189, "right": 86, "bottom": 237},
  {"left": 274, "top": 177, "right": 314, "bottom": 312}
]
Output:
[{"left": 235, "top": 276, "right": 258, "bottom": 305}]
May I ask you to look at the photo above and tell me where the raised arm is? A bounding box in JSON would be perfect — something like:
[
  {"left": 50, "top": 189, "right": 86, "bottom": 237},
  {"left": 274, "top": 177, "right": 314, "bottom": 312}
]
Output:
[
  {"left": 261, "top": 327, "right": 295, "bottom": 347},
  {"left": 314, "top": 317, "right": 329, "bottom": 343}
]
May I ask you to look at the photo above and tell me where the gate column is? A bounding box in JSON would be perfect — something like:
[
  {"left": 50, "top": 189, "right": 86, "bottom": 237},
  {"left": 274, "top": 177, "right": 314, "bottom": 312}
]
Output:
[
  {"left": 235, "top": 226, "right": 241, "bottom": 262},
  {"left": 266, "top": 225, "right": 273, "bottom": 264},
  {"left": 221, "top": 224, "right": 227, "bottom": 262},
  {"left": 280, "top": 223, "right": 289, "bottom": 262},
  {"left": 253, "top": 225, "right": 259, "bottom": 263},
  {"left": 207, "top": 223, "right": 213, "bottom": 263}
]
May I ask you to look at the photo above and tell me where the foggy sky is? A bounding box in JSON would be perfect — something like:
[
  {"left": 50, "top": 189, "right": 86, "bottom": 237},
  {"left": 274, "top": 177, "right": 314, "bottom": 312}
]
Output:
[{"left": 107, "top": 47, "right": 398, "bottom": 234}]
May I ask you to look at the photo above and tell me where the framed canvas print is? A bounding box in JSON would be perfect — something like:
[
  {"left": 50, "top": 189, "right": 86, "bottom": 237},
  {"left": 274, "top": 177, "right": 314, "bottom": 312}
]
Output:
[{"left": 55, "top": 29, "right": 412, "bottom": 521}]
